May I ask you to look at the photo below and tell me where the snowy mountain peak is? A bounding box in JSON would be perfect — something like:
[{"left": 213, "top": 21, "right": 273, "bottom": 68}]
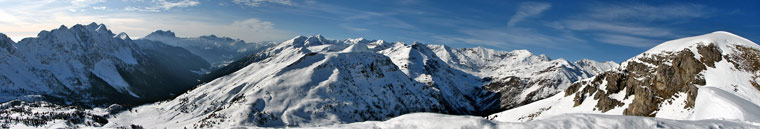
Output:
[
  {"left": 280, "top": 35, "right": 333, "bottom": 48},
  {"left": 69, "top": 22, "right": 112, "bottom": 36},
  {"left": 145, "top": 30, "right": 177, "bottom": 38},
  {"left": 346, "top": 37, "right": 368, "bottom": 43},
  {"left": 306, "top": 34, "right": 328, "bottom": 45},
  {"left": 116, "top": 32, "right": 131, "bottom": 40},
  {"left": 642, "top": 31, "right": 759, "bottom": 56},
  {"left": 108, "top": 33, "right": 619, "bottom": 128},
  {"left": 45, "top": 23, "right": 117, "bottom": 40}
]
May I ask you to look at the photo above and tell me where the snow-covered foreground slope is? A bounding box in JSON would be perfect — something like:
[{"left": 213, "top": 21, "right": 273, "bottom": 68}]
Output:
[
  {"left": 319, "top": 113, "right": 759, "bottom": 129},
  {"left": 0, "top": 23, "right": 209, "bottom": 106},
  {"left": 490, "top": 31, "right": 760, "bottom": 124},
  {"left": 107, "top": 35, "right": 613, "bottom": 128},
  {"left": 142, "top": 30, "right": 275, "bottom": 68}
]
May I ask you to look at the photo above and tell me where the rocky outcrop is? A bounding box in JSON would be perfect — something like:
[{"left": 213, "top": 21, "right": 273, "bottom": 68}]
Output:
[{"left": 564, "top": 44, "right": 726, "bottom": 116}]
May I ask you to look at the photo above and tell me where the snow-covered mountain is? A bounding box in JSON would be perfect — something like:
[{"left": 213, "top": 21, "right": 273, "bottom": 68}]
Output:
[
  {"left": 427, "top": 46, "right": 618, "bottom": 110},
  {"left": 142, "top": 30, "right": 276, "bottom": 68},
  {"left": 107, "top": 35, "right": 614, "bottom": 128},
  {"left": 489, "top": 31, "right": 760, "bottom": 124},
  {"left": 0, "top": 23, "right": 209, "bottom": 106}
]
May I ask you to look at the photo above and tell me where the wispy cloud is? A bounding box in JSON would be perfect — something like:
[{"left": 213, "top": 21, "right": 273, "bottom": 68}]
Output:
[
  {"left": 233, "top": 0, "right": 293, "bottom": 7},
  {"left": 71, "top": 0, "right": 105, "bottom": 7},
  {"left": 436, "top": 28, "right": 586, "bottom": 50},
  {"left": 593, "top": 33, "right": 659, "bottom": 48},
  {"left": 230, "top": 18, "right": 274, "bottom": 32},
  {"left": 341, "top": 24, "right": 368, "bottom": 32},
  {"left": 92, "top": 6, "right": 107, "bottom": 10},
  {"left": 587, "top": 3, "right": 712, "bottom": 22},
  {"left": 548, "top": 3, "right": 714, "bottom": 48},
  {"left": 507, "top": 2, "right": 551, "bottom": 27},
  {"left": 559, "top": 20, "right": 679, "bottom": 38},
  {"left": 125, "top": 0, "right": 200, "bottom": 12}
]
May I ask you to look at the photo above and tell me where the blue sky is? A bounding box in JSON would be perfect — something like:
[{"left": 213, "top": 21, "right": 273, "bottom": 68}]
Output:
[{"left": 0, "top": 0, "right": 758, "bottom": 62}]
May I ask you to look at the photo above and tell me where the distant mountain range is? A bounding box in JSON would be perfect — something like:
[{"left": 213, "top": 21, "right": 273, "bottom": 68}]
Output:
[
  {"left": 109, "top": 34, "right": 616, "bottom": 128},
  {"left": 142, "top": 30, "right": 275, "bottom": 68},
  {"left": 1, "top": 23, "right": 759, "bottom": 129}
]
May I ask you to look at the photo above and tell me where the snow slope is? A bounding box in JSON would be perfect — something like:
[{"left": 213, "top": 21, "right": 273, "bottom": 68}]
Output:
[
  {"left": 490, "top": 31, "right": 760, "bottom": 124},
  {"left": 320, "top": 113, "right": 759, "bottom": 129},
  {"left": 107, "top": 35, "right": 614, "bottom": 128}
]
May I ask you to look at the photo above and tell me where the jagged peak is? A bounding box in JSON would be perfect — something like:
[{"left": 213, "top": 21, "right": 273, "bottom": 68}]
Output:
[
  {"left": 280, "top": 35, "right": 333, "bottom": 48},
  {"left": 70, "top": 22, "right": 109, "bottom": 33},
  {"left": 36, "top": 23, "right": 116, "bottom": 40},
  {"left": 145, "top": 30, "right": 177, "bottom": 38}
]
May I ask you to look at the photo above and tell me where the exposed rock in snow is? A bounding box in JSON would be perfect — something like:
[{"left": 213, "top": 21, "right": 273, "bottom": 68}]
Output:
[{"left": 489, "top": 31, "right": 760, "bottom": 125}]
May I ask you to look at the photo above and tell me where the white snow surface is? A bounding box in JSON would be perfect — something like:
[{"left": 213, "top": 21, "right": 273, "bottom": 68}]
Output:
[
  {"left": 315, "top": 113, "right": 758, "bottom": 129},
  {"left": 490, "top": 31, "right": 760, "bottom": 125},
  {"left": 107, "top": 35, "right": 615, "bottom": 128},
  {"left": 91, "top": 60, "right": 139, "bottom": 97}
]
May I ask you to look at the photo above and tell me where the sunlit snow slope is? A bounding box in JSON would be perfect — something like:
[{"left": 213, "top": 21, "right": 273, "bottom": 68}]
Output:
[{"left": 108, "top": 35, "right": 614, "bottom": 128}]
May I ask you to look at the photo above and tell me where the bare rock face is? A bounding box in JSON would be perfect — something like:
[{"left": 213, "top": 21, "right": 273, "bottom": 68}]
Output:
[
  {"left": 565, "top": 44, "right": 723, "bottom": 116},
  {"left": 484, "top": 76, "right": 560, "bottom": 109}
]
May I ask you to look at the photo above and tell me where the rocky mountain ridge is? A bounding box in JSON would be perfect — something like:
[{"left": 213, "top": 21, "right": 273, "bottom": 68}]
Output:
[{"left": 489, "top": 31, "right": 760, "bottom": 124}]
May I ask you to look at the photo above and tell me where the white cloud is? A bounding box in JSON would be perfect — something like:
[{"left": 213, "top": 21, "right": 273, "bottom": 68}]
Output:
[
  {"left": 125, "top": 0, "right": 200, "bottom": 12},
  {"left": 507, "top": 2, "right": 551, "bottom": 27},
  {"left": 71, "top": 0, "right": 105, "bottom": 7},
  {"left": 233, "top": 0, "right": 293, "bottom": 7},
  {"left": 92, "top": 6, "right": 107, "bottom": 10}
]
